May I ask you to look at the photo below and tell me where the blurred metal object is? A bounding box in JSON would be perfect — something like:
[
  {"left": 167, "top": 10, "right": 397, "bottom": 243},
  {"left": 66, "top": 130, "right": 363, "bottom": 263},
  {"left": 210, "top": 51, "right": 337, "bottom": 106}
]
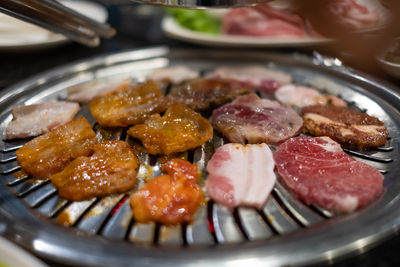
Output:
[
  {"left": 0, "top": 0, "right": 115, "bottom": 47},
  {"left": 129, "top": 0, "right": 270, "bottom": 8}
]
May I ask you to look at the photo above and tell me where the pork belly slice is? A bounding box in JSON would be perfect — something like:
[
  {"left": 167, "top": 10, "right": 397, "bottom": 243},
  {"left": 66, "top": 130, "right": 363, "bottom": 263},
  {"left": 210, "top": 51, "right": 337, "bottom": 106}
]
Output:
[
  {"left": 51, "top": 140, "right": 138, "bottom": 201},
  {"left": 67, "top": 79, "right": 130, "bottom": 103},
  {"left": 302, "top": 105, "right": 388, "bottom": 149},
  {"left": 90, "top": 80, "right": 170, "bottom": 127},
  {"left": 275, "top": 84, "right": 346, "bottom": 108},
  {"left": 206, "top": 143, "right": 276, "bottom": 209},
  {"left": 211, "top": 93, "right": 302, "bottom": 144},
  {"left": 127, "top": 104, "right": 213, "bottom": 155},
  {"left": 274, "top": 136, "right": 383, "bottom": 213},
  {"left": 168, "top": 78, "right": 252, "bottom": 111},
  {"left": 147, "top": 66, "right": 199, "bottom": 85},
  {"left": 212, "top": 66, "right": 292, "bottom": 93},
  {"left": 5, "top": 101, "right": 79, "bottom": 140},
  {"left": 16, "top": 117, "right": 98, "bottom": 179},
  {"left": 131, "top": 159, "right": 204, "bottom": 225}
]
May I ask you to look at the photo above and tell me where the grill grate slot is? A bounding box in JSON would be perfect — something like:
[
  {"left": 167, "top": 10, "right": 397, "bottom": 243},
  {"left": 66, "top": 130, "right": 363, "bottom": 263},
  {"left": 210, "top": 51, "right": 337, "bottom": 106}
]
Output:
[
  {"left": 185, "top": 205, "right": 214, "bottom": 245},
  {"left": 13, "top": 179, "right": 50, "bottom": 197},
  {"left": 236, "top": 207, "right": 274, "bottom": 240},
  {"left": 128, "top": 222, "right": 156, "bottom": 244},
  {"left": 56, "top": 199, "right": 97, "bottom": 227},
  {"left": 100, "top": 199, "right": 132, "bottom": 239},
  {"left": 22, "top": 183, "right": 58, "bottom": 208},
  {"left": 344, "top": 149, "right": 393, "bottom": 163},
  {"left": 159, "top": 225, "right": 183, "bottom": 245},
  {"left": 0, "top": 155, "right": 16, "bottom": 163},
  {"left": 36, "top": 195, "right": 69, "bottom": 217},
  {"left": 211, "top": 203, "right": 245, "bottom": 243},
  {"left": 261, "top": 198, "right": 299, "bottom": 234}
]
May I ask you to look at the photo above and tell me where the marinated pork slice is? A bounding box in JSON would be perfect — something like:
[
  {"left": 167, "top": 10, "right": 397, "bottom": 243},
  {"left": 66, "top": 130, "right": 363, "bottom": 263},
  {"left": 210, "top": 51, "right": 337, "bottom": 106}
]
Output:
[
  {"left": 274, "top": 136, "right": 383, "bottom": 213},
  {"left": 147, "top": 66, "right": 199, "bottom": 85},
  {"left": 16, "top": 117, "right": 98, "bottom": 179},
  {"left": 206, "top": 143, "right": 276, "bottom": 209},
  {"left": 131, "top": 159, "right": 204, "bottom": 224},
  {"left": 211, "top": 93, "right": 303, "bottom": 144},
  {"left": 212, "top": 66, "right": 292, "bottom": 93},
  {"left": 275, "top": 84, "right": 347, "bottom": 108},
  {"left": 67, "top": 80, "right": 130, "bottom": 103},
  {"left": 168, "top": 78, "right": 252, "bottom": 111},
  {"left": 90, "top": 80, "right": 170, "bottom": 127},
  {"left": 5, "top": 101, "right": 79, "bottom": 140},
  {"left": 302, "top": 105, "right": 388, "bottom": 149},
  {"left": 223, "top": 5, "right": 307, "bottom": 37},
  {"left": 127, "top": 104, "right": 213, "bottom": 155},
  {"left": 326, "top": 0, "right": 380, "bottom": 30},
  {"left": 50, "top": 141, "right": 138, "bottom": 201}
]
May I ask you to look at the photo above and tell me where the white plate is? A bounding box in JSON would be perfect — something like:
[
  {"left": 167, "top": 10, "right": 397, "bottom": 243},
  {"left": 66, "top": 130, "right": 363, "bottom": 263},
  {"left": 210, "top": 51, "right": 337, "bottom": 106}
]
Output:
[
  {"left": 162, "top": 0, "right": 387, "bottom": 48},
  {"left": 0, "top": 0, "right": 108, "bottom": 51},
  {"left": 0, "top": 236, "right": 47, "bottom": 267}
]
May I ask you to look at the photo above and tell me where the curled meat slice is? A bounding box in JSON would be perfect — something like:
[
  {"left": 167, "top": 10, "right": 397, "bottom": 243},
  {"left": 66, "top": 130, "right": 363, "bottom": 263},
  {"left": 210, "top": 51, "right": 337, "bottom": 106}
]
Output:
[
  {"left": 302, "top": 105, "right": 388, "bottom": 149},
  {"left": 147, "top": 66, "right": 199, "bottom": 85},
  {"left": 275, "top": 84, "right": 346, "bottom": 108},
  {"left": 206, "top": 143, "right": 276, "bottom": 209},
  {"left": 50, "top": 141, "right": 138, "bottom": 201},
  {"left": 90, "top": 80, "right": 170, "bottom": 127},
  {"left": 274, "top": 136, "right": 383, "bottom": 213},
  {"left": 16, "top": 117, "right": 98, "bottom": 179},
  {"left": 5, "top": 101, "right": 79, "bottom": 140},
  {"left": 168, "top": 78, "right": 252, "bottom": 111},
  {"left": 130, "top": 159, "right": 204, "bottom": 224},
  {"left": 211, "top": 93, "right": 302, "bottom": 144},
  {"left": 212, "top": 65, "right": 292, "bottom": 93},
  {"left": 127, "top": 104, "right": 213, "bottom": 155}
]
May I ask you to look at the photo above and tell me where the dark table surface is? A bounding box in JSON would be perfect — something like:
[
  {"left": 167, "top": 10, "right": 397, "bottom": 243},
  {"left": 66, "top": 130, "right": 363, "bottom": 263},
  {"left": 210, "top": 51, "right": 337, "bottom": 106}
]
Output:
[{"left": 1, "top": 3, "right": 400, "bottom": 267}]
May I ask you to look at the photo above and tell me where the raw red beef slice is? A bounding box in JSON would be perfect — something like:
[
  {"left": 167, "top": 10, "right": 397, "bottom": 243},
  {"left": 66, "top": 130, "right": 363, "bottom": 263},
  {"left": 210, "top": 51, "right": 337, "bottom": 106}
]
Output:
[{"left": 273, "top": 136, "right": 383, "bottom": 213}]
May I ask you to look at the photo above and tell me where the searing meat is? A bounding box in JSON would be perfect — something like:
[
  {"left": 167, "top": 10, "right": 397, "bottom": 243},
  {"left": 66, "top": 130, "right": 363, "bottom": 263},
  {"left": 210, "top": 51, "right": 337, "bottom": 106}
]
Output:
[
  {"left": 274, "top": 136, "right": 383, "bottom": 213},
  {"left": 16, "top": 117, "right": 98, "bottom": 179},
  {"left": 147, "top": 66, "right": 199, "bottom": 85},
  {"left": 90, "top": 80, "right": 170, "bottom": 127},
  {"left": 67, "top": 80, "right": 130, "bottom": 103},
  {"left": 206, "top": 143, "right": 276, "bottom": 209},
  {"left": 223, "top": 5, "right": 307, "bottom": 37},
  {"left": 275, "top": 84, "right": 347, "bottom": 108},
  {"left": 131, "top": 159, "right": 203, "bottom": 224},
  {"left": 302, "top": 105, "right": 388, "bottom": 149},
  {"left": 127, "top": 104, "right": 213, "bottom": 155},
  {"left": 5, "top": 101, "right": 79, "bottom": 140},
  {"left": 211, "top": 93, "right": 302, "bottom": 144},
  {"left": 212, "top": 66, "right": 292, "bottom": 93},
  {"left": 326, "top": 0, "right": 380, "bottom": 30},
  {"left": 50, "top": 141, "right": 137, "bottom": 201},
  {"left": 168, "top": 78, "right": 252, "bottom": 111}
]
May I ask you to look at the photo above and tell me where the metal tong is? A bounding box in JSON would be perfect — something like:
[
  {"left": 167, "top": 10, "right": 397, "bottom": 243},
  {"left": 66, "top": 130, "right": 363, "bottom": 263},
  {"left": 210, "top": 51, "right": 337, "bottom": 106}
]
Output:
[{"left": 0, "top": 0, "right": 116, "bottom": 47}]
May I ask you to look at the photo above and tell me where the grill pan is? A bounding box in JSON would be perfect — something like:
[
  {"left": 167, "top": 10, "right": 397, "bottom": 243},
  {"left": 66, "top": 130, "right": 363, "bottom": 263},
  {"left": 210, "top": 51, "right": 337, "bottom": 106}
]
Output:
[{"left": 0, "top": 47, "right": 399, "bottom": 267}]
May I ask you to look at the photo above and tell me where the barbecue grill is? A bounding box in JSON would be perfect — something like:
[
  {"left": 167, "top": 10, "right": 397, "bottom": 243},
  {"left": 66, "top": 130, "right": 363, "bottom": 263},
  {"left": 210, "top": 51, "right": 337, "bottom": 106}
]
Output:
[{"left": 0, "top": 47, "right": 399, "bottom": 267}]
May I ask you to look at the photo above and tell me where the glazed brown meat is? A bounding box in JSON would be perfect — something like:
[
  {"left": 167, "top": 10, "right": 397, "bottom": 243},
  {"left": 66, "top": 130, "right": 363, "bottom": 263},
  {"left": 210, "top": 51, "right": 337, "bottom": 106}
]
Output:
[
  {"left": 90, "top": 80, "right": 170, "bottom": 127},
  {"left": 127, "top": 104, "right": 213, "bottom": 155},
  {"left": 50, "top": 141, "right": 138, "bottom": 201},
  {"left": 16, "top": 117, "right": 98, "bottom": 179},
  {"left": 130, "top": 159, "right": 204, "bottom": 224},
  {"left": 168, "top": 78, "right": 251, "bottom": 111},
  {"left": 302, "top": 105, "right": 388, "bottom": 149}
]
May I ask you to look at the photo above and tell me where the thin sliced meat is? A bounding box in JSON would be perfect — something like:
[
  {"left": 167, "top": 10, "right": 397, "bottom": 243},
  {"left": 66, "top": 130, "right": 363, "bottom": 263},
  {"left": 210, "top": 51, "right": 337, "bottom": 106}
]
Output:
[
  {"left": 67, "top": 79, "right": 130, "bottom": 103},
  {"left": 275, "top": 84, "right": 347, "bottom": 108},
  {"left": 274, "top": 136, "right": 383, "bottom": 213},
  {"left": 16, "top": 117, "right": 98, "bottom": 179},
  {"left": 211, "top": 93, "right": 302, "bottom": 144},
  {"left": 131, "top": 159, "right": 204, "bottom": 224},
  {"left": 212, "top": 65, "right": 292, "bottom": 93},
  {"left": 168, "top": 78, "right": 252, "bottom": 111},
  {"left": 127, "top": 104, "right": 213, "bottom": 155},
  {"left": 5, "top": 101, "right": 79, "bottom": 140},
  {"left": 147, "top": 66, "right": 199, "bottom": 85},
  {"left": 223, "top": 5, "right": 307, "bottom": 37},
  {"left": 90, "top": 80, "right": 170, "bottom": 127},
  {"left": 50, "top": 140, "right": 138, "bottom": 201},
  {"left": 302, "top": 105, "right": 388, "bottom": 149},
  {"left": 206, "top": 143, "right": 276, "bottom": 209}
]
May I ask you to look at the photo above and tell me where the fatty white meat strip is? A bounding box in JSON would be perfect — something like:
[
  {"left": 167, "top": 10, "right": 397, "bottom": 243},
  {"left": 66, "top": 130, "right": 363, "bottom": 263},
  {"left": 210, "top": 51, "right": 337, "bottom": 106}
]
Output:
[
  {"left": 5, "top": 101, "right": 79, "bottom": 140},
  {"left": 275, "top": 84, "right": 347, "bottom": 108},
  {"left": 147, "top": 66, "right": 199, "bottom": 85},
  {"left": 206, "top": 143, "right": 276, "bottom": 209},
  {"left": 67, "top": 80, "right": 130, "bottom": 103}
]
